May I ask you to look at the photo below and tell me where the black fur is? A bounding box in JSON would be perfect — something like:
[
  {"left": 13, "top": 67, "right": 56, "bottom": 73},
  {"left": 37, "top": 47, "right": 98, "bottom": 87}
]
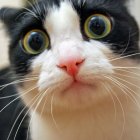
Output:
[
  {"left": 0, "top": 0, "right": 139, "bottom": 139},
  {"left": 0, "top": 68, "right": 29, "bottom": 140},
  {"left": 0, "top": 0, "right": 139, "bottom": 76}
]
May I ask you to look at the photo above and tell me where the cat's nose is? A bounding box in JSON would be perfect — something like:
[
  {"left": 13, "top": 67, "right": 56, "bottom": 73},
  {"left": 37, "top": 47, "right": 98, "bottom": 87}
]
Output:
[
  {"left": 57, "top": 40, "right": 85, "bottom": 76},
  {"left": 58, "top": 57, "right": 84, "bottom": 76}
]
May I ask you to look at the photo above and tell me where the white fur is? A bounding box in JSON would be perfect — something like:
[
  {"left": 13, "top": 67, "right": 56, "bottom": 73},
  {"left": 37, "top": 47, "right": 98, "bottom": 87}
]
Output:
[{"left": 19, "top": 1, "right": 140, "bottom": 140}]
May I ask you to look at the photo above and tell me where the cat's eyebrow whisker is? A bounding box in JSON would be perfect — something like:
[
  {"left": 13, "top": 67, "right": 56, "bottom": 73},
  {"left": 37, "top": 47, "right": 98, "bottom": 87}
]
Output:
[
  {"left": 33, "top": 0, "right": 42, "bottom": 16},
  {"left": 21, "top": 7, "right": 39, "bottom": 20},
  {"left": 104, "top": 82, "right": 126, "bottom": 140},
  {"left": 42, "top": 3, "right": 47, "bottom": 20},
  {"left": 26, "top": 0, "right": 40, "bottom": 17},
  {"left": 0, "top": 85, "right": 38, "bottom": 113},
  {"left": 7, "top": 88, "right": 43, "bottom": 140}
]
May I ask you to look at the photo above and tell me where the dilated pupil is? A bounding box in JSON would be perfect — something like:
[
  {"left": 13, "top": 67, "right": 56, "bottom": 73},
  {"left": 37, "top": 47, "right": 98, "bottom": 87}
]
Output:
[
  {"left": 28, "top": 32, "right": 44, "bottom": 51},
  {"left": 89, "top": 16, "right": 106, "bottom": 36}
]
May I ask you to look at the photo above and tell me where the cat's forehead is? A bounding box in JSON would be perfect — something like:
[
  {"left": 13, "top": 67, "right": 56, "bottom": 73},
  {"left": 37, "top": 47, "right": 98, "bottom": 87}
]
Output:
[
  {"left": 37, "top": 0, "right": 127, "bottom": 15},
  {"left": 45, "top": 1, "right": 81, "bottom": 40},
  {"left": 42, "top": 0, "right": 125, "bottom": 40}
]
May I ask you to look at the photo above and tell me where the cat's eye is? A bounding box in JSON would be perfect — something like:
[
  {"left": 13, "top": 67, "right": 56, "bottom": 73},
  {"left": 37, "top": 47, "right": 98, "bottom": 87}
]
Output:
[
  {"left": 22, "top": 29, "right": 49, "bottom": 54},
  {"left": 84, "top": 14, "right": 112, "bottom": 39}
]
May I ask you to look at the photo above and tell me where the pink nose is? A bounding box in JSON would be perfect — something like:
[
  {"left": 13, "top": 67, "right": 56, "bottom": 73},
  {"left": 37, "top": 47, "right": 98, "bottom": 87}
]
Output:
[{"left": 58, "top": 57, "right": 84, "bottom": 76}]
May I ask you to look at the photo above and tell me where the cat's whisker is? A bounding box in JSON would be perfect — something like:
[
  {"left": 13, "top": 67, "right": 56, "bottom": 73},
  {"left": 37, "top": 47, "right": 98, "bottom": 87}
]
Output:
[
  {"left": 14, "top": 88, "right": 49, "bottom": 140},
  {"left": 102, "top": 82, "right": 117, "bottom": 121},
  {"left": 26, "top": 80, "right": 68, "bottom": 140},
  {"left": 0, "top": 94, "right": 18, "bottom": 100},
  {"left": 7, "top": 88, "right": 42, "bottom": 140},
  {"left": 110, "top": 76, "right": 140, "bottom": 105},
  {"left": 104, "top": 76, "right": 140, "bottom": 109},
  {"left": 114, "top": 69, "right": 140, "bottom": 77},
  {"left": 26, "top": 87, "right": 51, "bottom": 140},
  {"left": 109, "top": 52, "right": 140, "bottom": 62},
  {"left": 51, "top": 92, "right": 61, "bottom": 132},
  {"left": 84, "top": 64, "right": 140, "bottom": 71},
  {"left": 113, "top": 66, "right": 140, "bottom": 70},
  {"left": 0, "top": 85, "right": 38, "bottom": 113},
  {"left": 6, "top": 74, "right": 39, "bottom": 79},
  {"left": 0, "top": 77, "right": 38, "bottom": 91},
  {"left": 105, "top": 83, "right": 126, "bottom": 140},
  {"left": 115, "top": 72, "right": 140, "bottom": 80},
  {"left": 112, "top": 75, "right": 140, "bottom": 90},
  {"left": 0, "top": 77, "right": 38, "bottom": 100}
]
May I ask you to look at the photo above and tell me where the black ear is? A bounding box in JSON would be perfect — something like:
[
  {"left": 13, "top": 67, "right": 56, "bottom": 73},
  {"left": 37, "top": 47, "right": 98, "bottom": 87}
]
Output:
[{"left": 0, "top": 7, "right": 21, "bottom": 27}]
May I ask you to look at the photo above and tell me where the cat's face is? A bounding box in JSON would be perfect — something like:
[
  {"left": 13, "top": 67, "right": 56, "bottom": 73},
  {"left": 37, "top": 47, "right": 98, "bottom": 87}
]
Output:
[{"left": 0, "top": 0, "right": 139, "bottom": 112}]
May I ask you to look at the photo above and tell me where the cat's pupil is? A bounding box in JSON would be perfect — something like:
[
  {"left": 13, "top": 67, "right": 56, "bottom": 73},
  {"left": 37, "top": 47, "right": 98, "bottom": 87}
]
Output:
[
  {"left": 28, "top": 32, "right": 44, "bottom": 51},
  {"left": 89, "top": 16, "right": 106, "bottom": 35}
]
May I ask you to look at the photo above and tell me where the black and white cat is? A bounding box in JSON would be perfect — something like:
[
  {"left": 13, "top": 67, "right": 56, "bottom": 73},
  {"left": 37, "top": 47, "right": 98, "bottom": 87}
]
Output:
[{"left": 0, "top": 0, "right": 140, "bottom": 140}]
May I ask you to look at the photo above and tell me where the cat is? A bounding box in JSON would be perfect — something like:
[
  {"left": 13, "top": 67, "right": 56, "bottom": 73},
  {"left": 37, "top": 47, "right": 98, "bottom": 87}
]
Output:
[{"left": 0, "top": 0, "right": 140, "bottom": 139}]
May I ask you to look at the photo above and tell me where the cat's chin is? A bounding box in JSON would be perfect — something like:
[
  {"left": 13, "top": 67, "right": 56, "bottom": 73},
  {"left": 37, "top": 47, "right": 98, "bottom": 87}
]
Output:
[{"left": 50, "top": 80, "right": 104, "bottom": 111}]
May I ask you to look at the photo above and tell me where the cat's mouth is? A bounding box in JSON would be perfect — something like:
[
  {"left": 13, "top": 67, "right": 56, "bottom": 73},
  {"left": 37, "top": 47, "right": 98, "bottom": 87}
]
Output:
[{"left": 62, "top": 78, "right": 97, "bottom": 94}]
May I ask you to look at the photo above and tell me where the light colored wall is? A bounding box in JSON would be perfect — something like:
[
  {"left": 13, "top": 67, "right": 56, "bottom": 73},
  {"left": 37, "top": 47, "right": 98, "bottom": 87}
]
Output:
[
  {"left": 0, "top": 0, "right": 22, "bottom": 68},
  {"left": 0, "top": 0, "right": 140, "bottom": 68}
]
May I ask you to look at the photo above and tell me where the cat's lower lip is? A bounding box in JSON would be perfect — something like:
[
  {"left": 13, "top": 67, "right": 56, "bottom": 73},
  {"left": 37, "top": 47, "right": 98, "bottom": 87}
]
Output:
[{"left": 63, "top": 80, "right": 95, "bottom": 93}]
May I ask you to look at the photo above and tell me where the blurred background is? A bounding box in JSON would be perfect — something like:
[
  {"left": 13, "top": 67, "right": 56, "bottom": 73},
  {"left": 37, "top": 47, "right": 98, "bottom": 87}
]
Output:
[{"left": 0, "top": 0, "right": 140, "bottom": 68}]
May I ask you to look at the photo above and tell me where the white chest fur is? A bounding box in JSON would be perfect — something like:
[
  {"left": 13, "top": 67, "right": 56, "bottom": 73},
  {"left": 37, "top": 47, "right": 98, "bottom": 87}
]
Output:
[{"left": 30, "top": 94, "right": 140, "bottom": 140}]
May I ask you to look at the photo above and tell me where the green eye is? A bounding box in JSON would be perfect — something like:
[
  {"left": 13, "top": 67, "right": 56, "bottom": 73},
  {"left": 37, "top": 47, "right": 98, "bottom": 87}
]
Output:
[
  {"left": 84, "top": 14, "right": 112, "bottom": 39},
  {"left": 22, "top": 29, "right": 49, "bottom": 54}
]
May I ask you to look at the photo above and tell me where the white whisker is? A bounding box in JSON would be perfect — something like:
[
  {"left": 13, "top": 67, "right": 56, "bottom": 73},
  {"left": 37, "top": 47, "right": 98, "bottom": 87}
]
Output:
[
  {"left": 51, "top": 92, "right": 61, "bottom": 132},
  {"left": 14, "top": 89, "right": 47, "bottom": 140},
  {"left": 104, "top": 76, "right": 140, "bottom": 109},
  {"left": 7, "top": 87, "right": 40, "bottom": 140},
  {"left": 106, "top": 83, "right": 126, "bottom": 140},
  {"left": 102, "top": 82, "right": 117, "bottom": 121},
  {"left": 115, "top": 69, "right": 140, "bottom": 77},
  {"left": 109, "top": 52, "right": 140, "bottom": 62},
  {"left": 0, "top": 77, "right": 38, "bottom": 91},
  {"left": 0, "top": 85, "right": 38, "bottom": 113},
  {"left": 26, "top": 88, "right": 51, "bottom": 140}
]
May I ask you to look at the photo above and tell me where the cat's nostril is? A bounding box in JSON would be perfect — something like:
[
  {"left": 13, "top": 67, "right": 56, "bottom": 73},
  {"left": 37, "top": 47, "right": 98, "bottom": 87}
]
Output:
[{"left": 57, "top": 58, "right": 85, "bottom": 76}]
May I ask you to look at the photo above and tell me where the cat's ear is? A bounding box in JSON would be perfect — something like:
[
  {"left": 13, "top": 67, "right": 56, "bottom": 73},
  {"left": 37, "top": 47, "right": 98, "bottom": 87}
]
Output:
[{"left": 0, "top": 7, "right": 21, "bottom": 28}]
